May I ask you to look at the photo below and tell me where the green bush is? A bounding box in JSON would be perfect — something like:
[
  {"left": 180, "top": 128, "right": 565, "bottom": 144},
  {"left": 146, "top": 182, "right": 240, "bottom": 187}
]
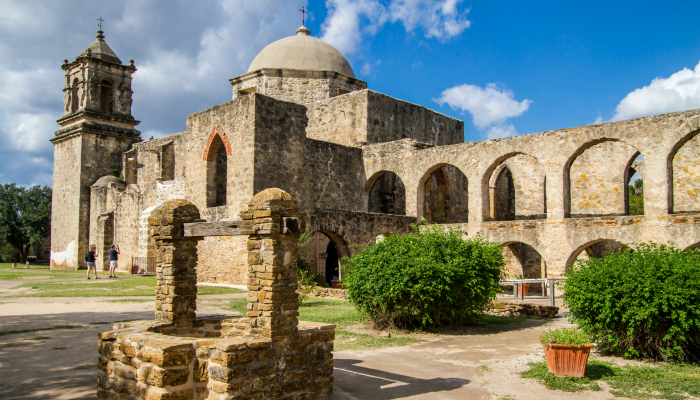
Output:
[
  {"left": 341, "top": 224, "right": 505, "bottom": 329},
  {"left": 0, "top": 243, "right": 19, "bottom": 263},
  {"left": 563, "top": 243, "right": 700, "bottom": 361},
  {"left": 540, "top": 327, "right": 591, "bottom": 346}
]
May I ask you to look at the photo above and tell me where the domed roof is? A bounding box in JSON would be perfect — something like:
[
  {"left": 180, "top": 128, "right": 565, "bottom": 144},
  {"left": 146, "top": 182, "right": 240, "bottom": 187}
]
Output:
[
  {"left": 247, "top": 27, "right": 354, "bottom": 78},
  {"left": 92, "top": 175, "right": 125, "bottom": 187}
]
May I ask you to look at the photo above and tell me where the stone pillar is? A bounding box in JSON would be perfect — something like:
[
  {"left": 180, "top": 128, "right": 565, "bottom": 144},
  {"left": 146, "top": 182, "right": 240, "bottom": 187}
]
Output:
[
  {"left": 148, "top": 199, "right": 203, "bottom": 327},
  {"left": 241, "top": 188, "right": 305, "bottom": 339}
]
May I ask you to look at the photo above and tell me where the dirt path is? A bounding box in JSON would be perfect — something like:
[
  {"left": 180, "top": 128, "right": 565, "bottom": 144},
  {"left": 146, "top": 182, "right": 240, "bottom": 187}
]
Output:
[{"left": 0, "top": 296, "right": 629, "bottom": 400}]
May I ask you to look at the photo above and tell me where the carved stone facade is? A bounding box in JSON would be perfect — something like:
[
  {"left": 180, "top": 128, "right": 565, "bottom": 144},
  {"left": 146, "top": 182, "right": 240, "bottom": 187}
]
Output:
[{"left": 52, "top": 28, "right": 700, "bottom": 284}]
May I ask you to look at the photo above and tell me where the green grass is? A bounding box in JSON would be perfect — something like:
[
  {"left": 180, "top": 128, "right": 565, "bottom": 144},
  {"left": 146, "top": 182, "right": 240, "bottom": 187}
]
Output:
[
  {"left": 7, "top": 276, "right": 242, "bottom": 297},
  {"left": 523, "top": 359, "right": 700, "bottom": 399},
  {"left": 0, "top": 325, "right": 81, "bottom": 336},
  {"left": 53, "top": 346, "right": 67, "bottom": 350},
  {"left": 103, "top": 299, "right": 154, "bottom": 303},
  {"left": 26, "top": 336, "right": 50, "bottom": 341},
  {"left": 0, "top": 343, "right": 26, "bottom": 349},
  {"left": 223, "top": 297, "right": 529, "bottom": 352}
]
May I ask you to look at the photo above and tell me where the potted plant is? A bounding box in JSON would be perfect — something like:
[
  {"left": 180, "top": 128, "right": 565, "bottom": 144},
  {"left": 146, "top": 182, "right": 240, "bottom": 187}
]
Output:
[
  {"left": 514, "top": 273, "right": 529, "bottom": 296},
  {"left": 540, "top": 327, "right": 595, "bottom": 377},
  {"left": 331, "top": 280, "right": 342, "bottom": 289}
]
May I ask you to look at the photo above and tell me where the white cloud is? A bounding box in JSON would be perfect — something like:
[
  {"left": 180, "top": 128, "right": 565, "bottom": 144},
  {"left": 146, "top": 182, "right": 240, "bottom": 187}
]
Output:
[
  {"left": 321, "top": 0, "right": 470, "bottom": 55},
  {"left": 486, "top": 123, "right": 518, "bottom": 139},
  {"left": 612, "top": 61, "right": 700, "bottom": 121},
  {"left": 434, "top": 83, "right": 532, "bottom": 128}
]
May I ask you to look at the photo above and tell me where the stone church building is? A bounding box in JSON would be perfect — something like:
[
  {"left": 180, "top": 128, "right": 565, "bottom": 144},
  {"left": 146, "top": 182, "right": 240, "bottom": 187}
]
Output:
[{"left": 50, "top": 27, "right": 700, "bottom": 284}]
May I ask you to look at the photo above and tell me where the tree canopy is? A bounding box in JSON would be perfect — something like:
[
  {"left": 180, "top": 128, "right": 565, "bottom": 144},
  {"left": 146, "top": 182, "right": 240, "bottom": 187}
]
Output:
[{"left": 0, "top": 184, "right": 52, "bottom": 263}]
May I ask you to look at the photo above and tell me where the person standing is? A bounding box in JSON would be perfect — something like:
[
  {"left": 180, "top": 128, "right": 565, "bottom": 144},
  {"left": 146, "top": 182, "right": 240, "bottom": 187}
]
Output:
[
  {"left": 108, "top": 244, "right": 120, "bottom": 278},
  {"left": 86, "top": 245, "right": 99, "bottom": 280}
]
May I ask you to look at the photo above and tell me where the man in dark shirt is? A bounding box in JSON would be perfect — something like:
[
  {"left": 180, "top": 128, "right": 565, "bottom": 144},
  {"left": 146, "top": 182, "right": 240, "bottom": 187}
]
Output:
[{"left": 108, "top": 244, "right": 120, "bottom": 278}]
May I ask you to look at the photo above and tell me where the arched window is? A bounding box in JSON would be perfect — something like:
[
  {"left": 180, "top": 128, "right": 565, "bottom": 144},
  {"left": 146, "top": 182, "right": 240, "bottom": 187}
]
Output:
[
  {"left": 494, "top": 167, "right": 515, "bottom": 221},
  {"left": 206, "top": 134, "right": 228, "bottom": 207},
  {"left": 70, "top": 78, "right": 79, "bottom": 113},
  {"left": 367, "top": 172, "right": 406, "bottom": 215},
  {"left": 100, "top": 79, "right": 114, "bottom": 115}
]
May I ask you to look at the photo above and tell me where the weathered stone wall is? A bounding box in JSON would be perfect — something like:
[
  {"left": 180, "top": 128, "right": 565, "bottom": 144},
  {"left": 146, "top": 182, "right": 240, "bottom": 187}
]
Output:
[
  {"left": 362, "top": 110, "right": 700, "bottom": 275},
  {"left": 51, "top": 134, "right": 135, "bottom": 270},
  {"left": 230, "top": 69, "right": 366, "bottom": 106},
  {"left": 97, "top": 189, "right": 335, "bottom": 400},
  {"left": 306, "top": 90, "right": 464, "bottom": 147},
  {"left": 673, "top": 133, "right": 700, "bottom": 213},
  {"left": 252, "top": 95, "right": 365, "bottom": 213},
  {"left": 569, "top": 141, "right": 639, "bottom": 217},
  {"left": 489, "top": 154, "right": 546, "bottom": 220}
]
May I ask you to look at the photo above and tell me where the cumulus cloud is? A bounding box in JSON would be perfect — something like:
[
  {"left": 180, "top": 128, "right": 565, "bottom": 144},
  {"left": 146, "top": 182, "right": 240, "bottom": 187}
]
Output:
[
  {"left": 321, "top": 0, "right": 470, "bottom": 55},
  {"left": 611, "top": 61, "right": 700, "bottom": 121},
  {"left": 0, "top": 0, "right": 306, "bottom": 186},
  {"left": 434, "top": 83, "right": 532, "bottom": 137}
]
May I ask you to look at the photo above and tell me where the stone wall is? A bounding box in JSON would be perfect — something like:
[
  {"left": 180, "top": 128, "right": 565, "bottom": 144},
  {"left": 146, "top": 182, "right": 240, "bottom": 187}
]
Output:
[
  {"left": 97, "top": 189, "right": 335, "bottom": 400},
  {"left": 306, "top": 90, "right": 464, "bottom": 148},
  {"left": 230, "top": 69, "right": 366, "bottom": 106},
  {"left": 422, "top": 164, "right": 469, "bottom": 223},
  {"left": 673, "top": 133, "right": 700, "bottom": 213},
  {"left": 569, "top": 141, "right": 639, "bottom": 217}
]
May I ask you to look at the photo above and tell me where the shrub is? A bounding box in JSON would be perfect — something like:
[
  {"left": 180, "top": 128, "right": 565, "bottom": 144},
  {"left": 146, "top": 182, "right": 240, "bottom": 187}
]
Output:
[
  {"left": 563, "top": 243, "right": 700, "bottom": 361},
  {"left": 341, "top": 224, "right": 505, "bottom": 329},
  {"left": 540, "top": 327, "right": 591, "bottom": 347},
  {"left": 0, "top": 243, "right": 19, "bottom": 263}
]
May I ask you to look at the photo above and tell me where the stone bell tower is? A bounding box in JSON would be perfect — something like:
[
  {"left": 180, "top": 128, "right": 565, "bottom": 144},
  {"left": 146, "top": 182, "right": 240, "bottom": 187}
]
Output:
[{"left": 50, "top": 29, "right": 141, "bottom": 269}]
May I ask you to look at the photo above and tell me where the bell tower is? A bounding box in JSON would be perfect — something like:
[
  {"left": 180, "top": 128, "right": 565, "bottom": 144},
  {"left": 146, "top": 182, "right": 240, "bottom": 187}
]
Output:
[{"left": 50, "top": 29, "right": 141, "bottom": 269}]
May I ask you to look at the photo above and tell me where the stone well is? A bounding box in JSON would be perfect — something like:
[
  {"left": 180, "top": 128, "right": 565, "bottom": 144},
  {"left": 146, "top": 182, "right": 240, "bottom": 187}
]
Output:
[{"left": 97, "top": 189, "right": 335, "bottom": 400}]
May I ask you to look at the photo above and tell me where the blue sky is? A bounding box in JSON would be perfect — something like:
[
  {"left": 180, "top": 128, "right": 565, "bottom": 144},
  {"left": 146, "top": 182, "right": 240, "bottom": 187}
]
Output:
[{"left": 1, "top": 0, "right": 700, "bottom": 187}]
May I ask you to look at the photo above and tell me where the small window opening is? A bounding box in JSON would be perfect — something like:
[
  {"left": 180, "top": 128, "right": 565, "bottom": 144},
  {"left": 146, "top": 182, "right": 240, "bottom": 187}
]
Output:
[
  {"left": 100, "top": 79, "right": 114, "bottom": 115},
  {"left": 71, "top": 78, "right": 80, "bottom": 113}
]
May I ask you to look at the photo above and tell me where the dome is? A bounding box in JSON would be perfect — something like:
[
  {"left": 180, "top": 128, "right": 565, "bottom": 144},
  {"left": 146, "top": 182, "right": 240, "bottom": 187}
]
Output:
[
  {"left": 247, "top": 27, "right": 354, "bottom": 78},
  {"left": 92, "top": 175, "right": 125, "bottom": 187}
]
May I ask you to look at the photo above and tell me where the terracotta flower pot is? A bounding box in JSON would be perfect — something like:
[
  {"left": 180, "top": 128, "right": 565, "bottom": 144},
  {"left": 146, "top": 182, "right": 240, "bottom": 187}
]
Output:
[
  {"left": 542, "top": 343, "right": 595, "bottom": 377},
  {"left": 331, "top": 280, "right": 342, "bottom": 289},
  {"left": 523, "top": 284, "right": 529, "bottom": 296}
]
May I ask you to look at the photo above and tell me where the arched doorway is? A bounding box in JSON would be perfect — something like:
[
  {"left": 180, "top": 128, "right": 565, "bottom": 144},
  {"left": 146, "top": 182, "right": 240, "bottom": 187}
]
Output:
[
  {"left": 503, "top": 241, "right": 546, "bottom": 294},
  {"left": 486, "top": 154, "right": 546, "bottom": 221},
  {"left": 366, "top": 171, "right": 406, "bottom": 215},
  {"left": 566, "top": 239, "right": 626, "bottom": 268},
  {"left": 313, "top": 230, "right": 350, "bottom": 286},
  {"left": 671, "top": 131, "right": 700, "bottom": 213},
  {"left": 419, "top": 164, "right": 469, "bottom": 223},
  {"left": 567, "top": 140, "right": 641, "bottom": 217}
]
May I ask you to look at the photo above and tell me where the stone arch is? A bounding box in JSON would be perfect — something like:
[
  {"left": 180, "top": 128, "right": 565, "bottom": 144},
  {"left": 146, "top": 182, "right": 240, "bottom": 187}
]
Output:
[
  {"left": 502, "top": 241, "right": 547, "bottom": 279},
  {"left": 669, "top": 129, "right": 700, "bottom": 213},
  {"left": 364, "top": 170, "right": 406, "bottom": 215},
  {"left": 565, "top": 139, "right": 642, "bottom": 217},
  {"left": 565, "top": 239, "right": 626, "bottom": 268},
  {"left": 313, "top": 230, "right": 350, "bottom": 282},
  {"left": 417, "top": 163, "right": 469, "bottom": 223},
  {"left": 484, "top": 153, "right": 546, "bottom": 221},
  {"left": 205, "top": 129, "right": 229, "bottom": 207},
  {"left": 626, "top": 153, "right": 645, "bottom": 215},
  {"left": 99, "top": 78, "right": 114, "bottom": 115},
  {"left": 70, "top": 78, "right": 80, "bottom": 113}
]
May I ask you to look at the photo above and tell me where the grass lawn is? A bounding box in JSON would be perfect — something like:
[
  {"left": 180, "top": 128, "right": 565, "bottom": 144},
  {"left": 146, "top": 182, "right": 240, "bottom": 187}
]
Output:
[
  {"left": 223, "top": 297, "right": 526, "bottom": 352},
  {"left": 523, "top": 359, "right": 700, "bottom": 399},
  {"left": 7, "top": 276, "right": 242, "bottom": 297},
  {"left": 0, "top": 262, "right": 88, "bottom": 280}
]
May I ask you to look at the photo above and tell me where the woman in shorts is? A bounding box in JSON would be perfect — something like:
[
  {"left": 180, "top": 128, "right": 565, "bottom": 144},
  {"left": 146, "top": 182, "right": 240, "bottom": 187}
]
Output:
[{"left": 86, "top": 244, "right": 99, "bottom": 279}]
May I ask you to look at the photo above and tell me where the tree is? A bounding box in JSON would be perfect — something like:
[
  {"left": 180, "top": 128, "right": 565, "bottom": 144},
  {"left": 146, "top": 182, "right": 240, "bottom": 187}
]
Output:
[
  {"left": 0, "top": 184, "right": 52, "bottom": 263},
  {"left": 628, "top": 178, "right": 644, "bottom": 215}
]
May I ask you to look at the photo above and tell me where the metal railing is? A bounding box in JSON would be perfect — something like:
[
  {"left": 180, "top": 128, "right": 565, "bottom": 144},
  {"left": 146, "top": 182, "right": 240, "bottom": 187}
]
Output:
[
  {"left": 130, "top": 257, "right": 157, "bottom": 275},
  {"left": 498, "top": 278, "right": 568, "bottom": 307}
]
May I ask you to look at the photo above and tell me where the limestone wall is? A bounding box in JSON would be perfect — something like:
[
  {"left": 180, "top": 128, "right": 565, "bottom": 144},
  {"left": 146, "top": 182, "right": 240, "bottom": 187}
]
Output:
[
  {"left": 673, "top": 133, "right": 700, "bottom": 213},
  {"left": 230, "top": 69, "right": 366, "bottom": 106},
  {"left": 306, "top": 90, "right": 464, "bottom": 147}
]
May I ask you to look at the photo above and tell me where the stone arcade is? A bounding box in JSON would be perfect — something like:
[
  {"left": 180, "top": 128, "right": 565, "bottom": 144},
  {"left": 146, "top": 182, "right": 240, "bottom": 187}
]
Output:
[{"left": 51, "top": 27, "right": 700, "bottom": 286}]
